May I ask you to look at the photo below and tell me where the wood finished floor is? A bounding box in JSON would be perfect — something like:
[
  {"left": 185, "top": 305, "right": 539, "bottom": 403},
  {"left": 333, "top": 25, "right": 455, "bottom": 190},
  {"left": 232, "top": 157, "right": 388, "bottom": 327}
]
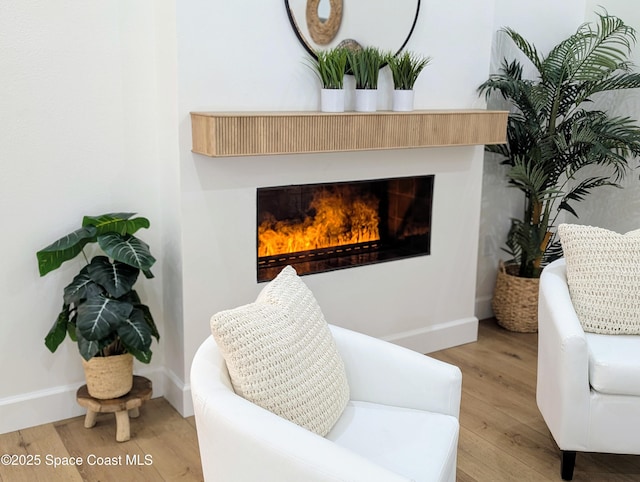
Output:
[{"left": 1, "top": 319, "right": 639, "bottom": 481}]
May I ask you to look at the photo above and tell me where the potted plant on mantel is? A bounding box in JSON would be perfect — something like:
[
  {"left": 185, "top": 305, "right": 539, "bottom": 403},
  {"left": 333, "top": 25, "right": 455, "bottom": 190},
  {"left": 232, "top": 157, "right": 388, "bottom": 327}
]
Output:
[
  {"left": 478, "top": 11, "right": 640, "bottom": 332},
  {"left": 387, "top": 51, "right": 432, "bottom": 112},
  {"left": 37, "top": 212, "right": 159, "bottom": 399},
  {"left": 310, "top": 47, "right": 348, "bottom": 112},
  {"left": 347, "top": 46, "right": 386, "bottom": 112}
]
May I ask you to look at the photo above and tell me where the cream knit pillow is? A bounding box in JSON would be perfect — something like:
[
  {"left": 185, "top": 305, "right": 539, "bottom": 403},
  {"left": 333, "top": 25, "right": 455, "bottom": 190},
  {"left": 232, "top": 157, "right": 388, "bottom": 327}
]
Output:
[
  {"left": 558, "top": 223, "right": 640, "bottom": 334},
  {"left": 210, "top": 266, "right": 349, "bottom": 436}
]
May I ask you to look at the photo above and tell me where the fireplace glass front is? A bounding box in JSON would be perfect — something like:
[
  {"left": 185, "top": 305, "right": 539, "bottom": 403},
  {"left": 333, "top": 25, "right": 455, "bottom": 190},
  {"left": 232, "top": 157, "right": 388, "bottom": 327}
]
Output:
[{"left": 257, "top": 175, "right": 434, "bottom": 282}]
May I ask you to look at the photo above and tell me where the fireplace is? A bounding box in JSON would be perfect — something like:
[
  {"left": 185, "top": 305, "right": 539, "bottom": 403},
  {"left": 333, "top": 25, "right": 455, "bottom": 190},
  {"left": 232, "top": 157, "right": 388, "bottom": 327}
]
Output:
[{"left": 257, "top": 175, "right": 434, "bottom": 282}]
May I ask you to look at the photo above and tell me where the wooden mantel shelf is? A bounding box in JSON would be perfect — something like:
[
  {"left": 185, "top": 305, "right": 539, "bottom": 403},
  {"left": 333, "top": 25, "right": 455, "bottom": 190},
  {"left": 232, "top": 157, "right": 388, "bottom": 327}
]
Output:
[{"left": 190, "top": 110, "right": 508, "bottom": 157}]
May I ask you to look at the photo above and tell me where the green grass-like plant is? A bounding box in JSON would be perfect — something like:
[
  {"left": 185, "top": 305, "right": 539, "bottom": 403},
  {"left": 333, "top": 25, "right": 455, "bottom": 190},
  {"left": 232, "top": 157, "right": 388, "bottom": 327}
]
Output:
[
  {"left": 37, "top": 213, "right": 159, "bottom": 362},
  {"left": 347, "top": 47, "right": 386, "bottom": 89},
  {"left": 310, "top": 47, "right": 348, "bottom": 89},
  {"left": 388, "top": 51, "right": 432, "bottom": 90}
]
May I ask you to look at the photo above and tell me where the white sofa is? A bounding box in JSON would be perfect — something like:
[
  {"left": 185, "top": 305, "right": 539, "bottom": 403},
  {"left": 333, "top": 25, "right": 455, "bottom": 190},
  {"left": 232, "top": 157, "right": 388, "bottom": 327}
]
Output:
[
  {"left": 191, "top": 324, "right": 462, "bottom": 481},
  {"left": 537, "top": 258, "right": 640, "bottom": 480}
]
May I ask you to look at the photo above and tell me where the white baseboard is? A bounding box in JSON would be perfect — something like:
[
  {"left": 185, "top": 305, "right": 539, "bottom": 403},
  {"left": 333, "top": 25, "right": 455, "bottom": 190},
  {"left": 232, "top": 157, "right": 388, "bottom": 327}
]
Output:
[
  {"left": 0, "top": 383, "right": 87, "bottom": 435},
  {"left": 1, "top": 318, "right": 480, "bottom": 434},
  {"left": 162, "top": 366, "right": 193, "bottom": 418},
  {"left": 0, "top": 367, "right": 168, "bottom": 435},
  {"left": 382, "top": 317, "right": 479, "bottom": 354},
  {"left": 475, "top": 295, "right": 494, "bottom": 321}
]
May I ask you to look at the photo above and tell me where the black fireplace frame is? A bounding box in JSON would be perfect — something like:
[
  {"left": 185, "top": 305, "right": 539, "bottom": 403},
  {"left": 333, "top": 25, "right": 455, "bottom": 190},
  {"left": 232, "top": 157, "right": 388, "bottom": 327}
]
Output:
[{"left": 257, "top": 175, "right": 434, "bottom": 282}]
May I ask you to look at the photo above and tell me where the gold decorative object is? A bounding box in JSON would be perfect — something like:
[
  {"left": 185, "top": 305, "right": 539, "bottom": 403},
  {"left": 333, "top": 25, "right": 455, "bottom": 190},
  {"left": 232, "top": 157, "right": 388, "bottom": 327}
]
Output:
[{"left": 306, "top": 0, "right": 343, "bottom": 45}]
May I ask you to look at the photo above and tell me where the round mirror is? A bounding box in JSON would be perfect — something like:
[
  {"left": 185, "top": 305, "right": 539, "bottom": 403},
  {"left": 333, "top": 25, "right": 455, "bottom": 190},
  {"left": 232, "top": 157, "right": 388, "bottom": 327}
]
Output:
[{"left": 284, "top": 0, "right": 421, "bottom": 59}]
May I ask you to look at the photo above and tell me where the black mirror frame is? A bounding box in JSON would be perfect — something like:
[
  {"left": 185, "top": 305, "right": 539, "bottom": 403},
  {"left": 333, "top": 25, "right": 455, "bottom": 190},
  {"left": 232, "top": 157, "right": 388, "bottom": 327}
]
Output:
[{"left": 284, "top": 0, "right": 421, "bottom": 62}]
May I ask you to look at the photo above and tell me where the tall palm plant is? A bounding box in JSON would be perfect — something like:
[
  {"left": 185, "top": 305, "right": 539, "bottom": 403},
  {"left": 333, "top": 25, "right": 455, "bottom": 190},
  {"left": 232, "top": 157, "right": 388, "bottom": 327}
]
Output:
[{"left": 479, "top": 11, "right": 640, "bottom": 278}]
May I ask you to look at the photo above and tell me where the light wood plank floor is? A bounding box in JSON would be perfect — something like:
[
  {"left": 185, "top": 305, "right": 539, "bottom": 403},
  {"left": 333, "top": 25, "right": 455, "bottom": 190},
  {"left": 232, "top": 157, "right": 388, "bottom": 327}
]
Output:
[
  {"left": 431, "top": 320, "right": 640, "bottom": 481},
  {"left": 2, "top": 319, "right": 639, "bottom": 481}
]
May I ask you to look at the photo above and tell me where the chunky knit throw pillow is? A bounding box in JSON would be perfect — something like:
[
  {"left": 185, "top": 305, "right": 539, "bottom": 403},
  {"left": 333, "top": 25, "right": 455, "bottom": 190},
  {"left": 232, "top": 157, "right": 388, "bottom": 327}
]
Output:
[
  {"left": 558, "top": 223, "right": 640, "bottom": 334},
  {"left": 210, "top": 266, "right": 349, "bottom": 436}
]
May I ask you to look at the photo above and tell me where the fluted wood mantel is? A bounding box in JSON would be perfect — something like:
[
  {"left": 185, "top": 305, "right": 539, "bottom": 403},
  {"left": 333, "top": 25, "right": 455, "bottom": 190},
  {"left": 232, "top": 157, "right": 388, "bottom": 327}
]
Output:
[{"left": 190, "top": 110, "right": 508, "bottom": 157}]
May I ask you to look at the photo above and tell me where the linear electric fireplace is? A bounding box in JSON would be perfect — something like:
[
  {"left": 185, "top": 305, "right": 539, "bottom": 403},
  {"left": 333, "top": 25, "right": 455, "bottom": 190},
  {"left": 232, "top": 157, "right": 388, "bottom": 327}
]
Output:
[{"left": 256, "top": 175, "right": 434, "bottom": 282}]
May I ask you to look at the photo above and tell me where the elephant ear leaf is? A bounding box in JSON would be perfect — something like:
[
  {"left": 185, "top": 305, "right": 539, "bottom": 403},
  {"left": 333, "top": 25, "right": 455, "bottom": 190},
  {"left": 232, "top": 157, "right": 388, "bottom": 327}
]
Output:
[
  {"left": 87, "top": 256, "right": 139, "bottom": 298},
  {"left": 117, "top": 308, "right": 152, "bottom": 352},
  {"left": 97, "top": 233, "right": 156, "bottom": 274},
  {"left": 76, "top": 294, "right": 133, "bottom": 341},
  {"left": 76, "top": 329, "right": 102, "bottom": 361},
  {"left": 45, "top": 305, "right": 71, "bottom": 353},
  {"left": 138, "top": 303, "right": 159, "bottom": 341},
  {"left": 36, "top": 226, "right": 97, "bottom": 276},
  {"left": 125, "top": 345, "right": 152, "bottom": 364},
  {"left": 83, "top": 213, "right": 150, "bottom": 237},
  {"left": 63, "top": 265, "right": 99, "bottom": 305}
]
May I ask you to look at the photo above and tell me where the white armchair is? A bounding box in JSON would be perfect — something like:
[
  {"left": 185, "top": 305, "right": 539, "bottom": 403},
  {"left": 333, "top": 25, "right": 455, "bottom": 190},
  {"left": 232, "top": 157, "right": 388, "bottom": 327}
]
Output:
[
  {"left": 191, "top": 324, "right": 462, "bottom": 482},
  {"left": 537, "top": 258, "right": 640, "bottom": 480}
]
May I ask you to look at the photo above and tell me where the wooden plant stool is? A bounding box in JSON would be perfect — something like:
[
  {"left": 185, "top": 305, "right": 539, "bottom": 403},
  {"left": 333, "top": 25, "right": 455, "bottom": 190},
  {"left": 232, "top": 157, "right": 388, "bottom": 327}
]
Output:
[{"left": 76, "top": 375, "right": 152, "bottom": 442}]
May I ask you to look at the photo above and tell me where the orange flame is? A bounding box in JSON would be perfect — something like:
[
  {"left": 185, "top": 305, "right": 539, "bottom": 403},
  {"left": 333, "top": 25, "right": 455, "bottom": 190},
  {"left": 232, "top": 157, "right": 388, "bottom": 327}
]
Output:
[{"left": 258, "top": 188, "right": 380, "bottom": 257}]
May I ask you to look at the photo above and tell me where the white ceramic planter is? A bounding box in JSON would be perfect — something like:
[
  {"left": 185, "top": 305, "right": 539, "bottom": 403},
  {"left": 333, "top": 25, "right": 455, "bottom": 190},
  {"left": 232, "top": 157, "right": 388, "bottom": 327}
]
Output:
[
  {"left": 320, "top": 88, "right": 345, "bottom": 113},
  {"left": 354, "top": 89, "right": 378, "bottom": 112},
  {"left": 392, "top": 89, "right": 415, "bottom": 112}
]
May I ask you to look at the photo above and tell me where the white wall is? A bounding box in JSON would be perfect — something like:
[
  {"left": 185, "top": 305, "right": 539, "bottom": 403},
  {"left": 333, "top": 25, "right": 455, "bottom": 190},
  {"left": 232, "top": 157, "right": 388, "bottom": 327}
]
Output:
[{"left": 0, "top": 0, "right": 180, "bottom": 433}]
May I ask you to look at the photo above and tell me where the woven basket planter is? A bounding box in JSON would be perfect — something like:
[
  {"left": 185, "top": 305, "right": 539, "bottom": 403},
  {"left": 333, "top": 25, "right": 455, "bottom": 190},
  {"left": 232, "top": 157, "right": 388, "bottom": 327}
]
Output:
[
  {"left": 82, "top": 353, "right": 133, "bottom": 399},
  {"left": 491, "top": 261, "right": 540, "bottom": 333}
]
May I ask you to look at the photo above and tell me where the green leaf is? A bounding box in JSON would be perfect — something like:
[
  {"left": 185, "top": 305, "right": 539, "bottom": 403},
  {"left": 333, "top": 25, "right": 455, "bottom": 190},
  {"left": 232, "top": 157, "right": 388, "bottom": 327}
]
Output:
[
  {"left": 87, "top": 256, "right": 139, "bottom": 298},
  {"left": 76, "top": 329, "right": 102, "bottom": 361},
  {"left": 117, "top": 308, "right": 152, "bottom": 352},
  {"left": 76, "top": 294, "right": 133, "bottom": 341},
  {"left": 124, "top": 344, "right": 152, "bottom": 364},
  {"left": 63, "top": 265, "right": 99, "bottom": 305},
  {"left": 544, "top": 237, "right": 564, "bottom": 265},
  {"left": 310, "top": 47, "right": 348, "bottom": 89},
  {"left": 44, "top": 305, "right": 70, "bottom": 352},
  {"left": 67, "top": 312, "right": 77, "bottom": 342},
  {"left": 347, "top": 47, "right": 386, "bottom": 89},
  {"left": 387, "top": 51, "right": 431, "bottom": 90},
  {"left": 98, "top": 233, "right": 156, "bottom": 272},
  {"left": 36, "top": 226, "right": 97, "bottom": 276},
  {"left": 502, "top": 27, "right": 544, "bottom": 72},
  {"left": 507, "top": 157, "right": 562, "bottom": 203},
  {"left": 505, "top": 219, "right": 547, "bottom": 278},
  {"left": 138, "top": 304, "right": 159, "bottom": 341},
  {"left": 559, "top": 176, "right": 617, "bottom": 217},
  {"left": 82, "top": 213, "right": 150, "bottom": 237},
  {"left": 119, "top": 291, "right": 159, "bottom": 341}
]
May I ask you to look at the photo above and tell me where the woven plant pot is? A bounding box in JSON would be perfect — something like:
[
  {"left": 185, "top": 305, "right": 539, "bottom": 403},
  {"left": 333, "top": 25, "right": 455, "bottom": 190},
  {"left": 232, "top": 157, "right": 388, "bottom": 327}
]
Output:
[
  {"left": 491, "top": 261, "right": 540, "bottom": 333},
  {"left": 82, "top": 353, "right": 133, "bottom": 399}
]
